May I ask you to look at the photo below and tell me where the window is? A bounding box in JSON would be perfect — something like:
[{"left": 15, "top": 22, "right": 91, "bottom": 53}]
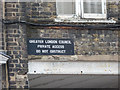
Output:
[
  {"left": 56, "top": 0, "right": 75, "bottom": 18},
  {"left": 56, "top": 0, "right": 107, "bottom": 19}
]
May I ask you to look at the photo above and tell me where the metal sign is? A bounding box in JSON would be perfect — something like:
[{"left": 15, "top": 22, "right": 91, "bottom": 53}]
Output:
[{"left": 27, "top": 38, "right": 74, "bottom": 55}]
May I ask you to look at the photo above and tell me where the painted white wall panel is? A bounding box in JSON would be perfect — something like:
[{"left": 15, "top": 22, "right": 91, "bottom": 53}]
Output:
[{"left": 28, "top": 62, "right": 119, "bottom": 74}]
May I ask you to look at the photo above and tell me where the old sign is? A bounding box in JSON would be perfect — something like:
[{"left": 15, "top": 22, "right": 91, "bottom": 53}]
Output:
[{"left": 27, "top": 38, "right": 74, "bottom": 55}]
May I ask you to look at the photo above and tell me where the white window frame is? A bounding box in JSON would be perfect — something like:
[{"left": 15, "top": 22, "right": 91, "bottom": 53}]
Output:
[{"left": 56, "top": 0, "right": 107, "bottom": 19}]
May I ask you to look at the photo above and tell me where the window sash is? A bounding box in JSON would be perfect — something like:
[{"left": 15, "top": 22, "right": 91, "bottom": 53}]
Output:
[
  {"left": 56, "top": 0, "right": 106, "bottom": 19},
  {"left": 81, "top": 0, "right": 106, "bottom": 18},
  {"left": 56, "top": 0, "right": 76, "bottom": 18}
]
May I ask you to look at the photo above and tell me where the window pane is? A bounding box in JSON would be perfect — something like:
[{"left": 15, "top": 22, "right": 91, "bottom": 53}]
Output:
[
  {"left": 57, "top": 0, "right": 75, "bottom": 15},
  {"left": 84, "top": 0, "right": 102, "bottom": 14}
]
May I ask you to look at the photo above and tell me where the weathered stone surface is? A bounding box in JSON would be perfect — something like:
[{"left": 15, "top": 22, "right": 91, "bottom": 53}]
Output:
[
  {"left": 2, "top": 0, "right": 120, "bottom": 89},
  {"left": 5, "top": 2, "right": 26, "bottom": 21},
  {"left": 29, "top": 55, "right": 118, "bottom": 62},
  {"left": 4, "top": 1, "right": 120, "bottom": 22},
  {"left": 107, "top": 2, "right": 119, "bottom": 20},
  {"left": 0, "top": 0, "right": 3, "bottom": 52},
  {"left": 25, "top": 1, "right": 119, "bottom": 22},
  {"left": 27, "top": 28, "right": 119, "bottom": 56},
  {"left": 5, "top": 24, "right": 28, "bottom": 88}
]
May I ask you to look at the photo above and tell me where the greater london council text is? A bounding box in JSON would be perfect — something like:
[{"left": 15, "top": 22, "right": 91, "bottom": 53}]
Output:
[
  {"left": 29, "top": 40, "right": 72, "bottom": 44},
  {"left": 28, "top": 39, "right": 73, "bottom": 54}
]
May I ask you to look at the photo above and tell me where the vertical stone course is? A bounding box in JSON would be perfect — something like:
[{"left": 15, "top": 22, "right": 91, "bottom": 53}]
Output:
[
  {"left": 5, "top": 24, "right": 28, "bottom": 88},
  {"left": 0, "top": 0, "right": 3, "bottom": 51}
]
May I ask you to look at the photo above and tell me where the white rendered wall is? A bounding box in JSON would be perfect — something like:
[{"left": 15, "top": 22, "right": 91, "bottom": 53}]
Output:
[{"left": 28, "top": 61, "right": 119, "bottom": 75}]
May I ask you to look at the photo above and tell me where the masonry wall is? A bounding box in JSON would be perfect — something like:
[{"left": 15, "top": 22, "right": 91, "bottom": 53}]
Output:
[
  {"left": 27, "top": 27, "right": 119, "bottom": 55},
  {"left": 0, "top": 0, "right": 3, "bottom": 52},
  {"left": 5, "top": 2, "right": 26, "bottom": 21},
  {"left": 107, "top": 2, "right": 120, "bottom": 20},
  {"left": 4, "top": 2, "right": 29, "bottom": 89},
  {"left": 26, "top": 2, "right": 56, "bottom": 22},
  {"left": 2, "top": 0, "right": 120, "bottom": 89},
  {"left": 25, "top": 1, "right": 120, "bottom": 61},
  {"left": 5, "top": 24, "right": 28, "bottom": 88},
  {"left": 27, "top": 26, "right": 119, "bottom": 61},
  {"left": 5, "top": 1, "right": 120, "bottom": 22},
  {"left": 25, "top": 1, "right": 120, "bottom": 22}
]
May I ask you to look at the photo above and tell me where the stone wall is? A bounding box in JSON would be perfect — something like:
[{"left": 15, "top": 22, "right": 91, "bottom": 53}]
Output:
[
  {"left": 107, "top": 2, "right": 119, "bottom": 20},
  {"left": 3, "top": 2, "right": 29, "bottom": 89},
  {"left": 0, "top": 0, "right": 3, "bottom": 52},
  {"left": 25, "top": 1, "right": 120, "bottom": 22},
  {"left": 26, "top": 2, "right": 56, "bottom": 22},
  {"left": 2, "top": 0, "right": 120, "bottom": 89},
  {"left": 25, "top": 1, "right": 120, "bottom": 62},
  {"left": 118, "top": 1, "right": 120, "bottom": 20},
  {"left": 4, "top": 1, "right": 120, "bottom": 22},
  {"left": 30, "top": 29, "right": 118, "bottom": 55},
  {"left": 5, "top": 24, "right": 28, "bottom": 88},
  {"left": 5, "top": 2, "right": 26, "bottom": 21},
  {"left": 27, "top": 26, "right": 119, "bottom": 61}
]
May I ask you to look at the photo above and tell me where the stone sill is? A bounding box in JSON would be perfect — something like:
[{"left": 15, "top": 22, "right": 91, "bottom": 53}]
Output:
[
  {"left": 55, "top": 18, "right": 116, "bottom": 24},
  {"left": 28, "top": 55, "right": 119, "bottom": 62}
]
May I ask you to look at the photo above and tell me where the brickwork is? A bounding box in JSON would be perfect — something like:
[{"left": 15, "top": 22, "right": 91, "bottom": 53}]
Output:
[
  {"left": 25, "top": 1, "right": 120, "bottom": 23},
  {"left": 2, "top": 0, "right": 120, "bottom": 89},
  {"left": 5, "top": 2, "right": 26, "bottom": 21},
  {"left": 0, "top": 0, "right": 3, "bottom": 51},
  {"left": 25, "top": 1, "right": 120, "bottom": 61},
  {"left": 26, "top": 2, "right": 56, "bottom": 22},
  {"left": 27, "top": 27, "right": 119, "bottom": 56},
  {"left": 4, "top": 1, "right": 120, "bottom": 22},
  {"left": 5, "top": 24, "right": 28, "bottom": 88},
  {"left": 107, "top": 2, "right": 119, "bottom": 20},
  {"left": 3, "top": 1, "right": 29, "bottom": 88},
  {"left": 118, "top": 1, "right": 120, "bottom": 20}
]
